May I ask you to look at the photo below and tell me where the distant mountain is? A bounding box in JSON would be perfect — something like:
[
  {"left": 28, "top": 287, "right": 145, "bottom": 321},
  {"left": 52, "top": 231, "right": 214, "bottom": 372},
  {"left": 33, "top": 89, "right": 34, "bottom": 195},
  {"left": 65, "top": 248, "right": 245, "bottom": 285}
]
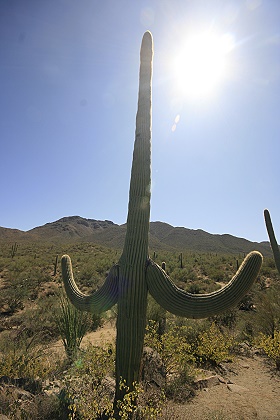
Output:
[
  {"left": 0, "top": 216, "right": 272, "bottom": 256},
  {"left": 149, "top": 222, "right": 271, "bottom": 255},
  {"left": 29, "top": 216, "right": 117, "bottom": 240},
  {"left": 0, "top": 227, "right": 27, "bottom": 241}
]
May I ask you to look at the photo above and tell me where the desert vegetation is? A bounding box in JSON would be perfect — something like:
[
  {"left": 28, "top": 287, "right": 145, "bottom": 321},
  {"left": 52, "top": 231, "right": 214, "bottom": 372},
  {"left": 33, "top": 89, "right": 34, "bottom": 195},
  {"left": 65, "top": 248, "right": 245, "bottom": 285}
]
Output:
[{"left": 0, "top": 239, "right": 279, "bottom": 418}]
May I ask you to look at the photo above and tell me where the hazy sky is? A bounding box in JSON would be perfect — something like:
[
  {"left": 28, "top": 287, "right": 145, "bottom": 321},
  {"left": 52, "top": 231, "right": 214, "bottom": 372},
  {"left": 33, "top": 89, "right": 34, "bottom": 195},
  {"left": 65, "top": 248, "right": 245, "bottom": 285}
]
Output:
[{"left": 1, "top": 0, "right": 280, "bottom": 243}]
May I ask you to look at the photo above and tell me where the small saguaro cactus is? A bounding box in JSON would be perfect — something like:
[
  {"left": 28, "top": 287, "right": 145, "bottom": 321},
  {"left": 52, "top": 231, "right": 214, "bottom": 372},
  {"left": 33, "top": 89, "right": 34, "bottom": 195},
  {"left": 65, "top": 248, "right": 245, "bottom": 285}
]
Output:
[
  {"left": 179, "top": 252, "right": 183, "bottom": 268},
  {"left": 11, "top": 242, "right": 18, "bottom": 258},
  {"left": 264, "top": 209, "right": 280, "bottom": 274},
  {"left": 61, "top": 31, "right": 263, "bottom": 413},
  {"left": 53, "top": 254, "right": 59, "bottom": 276}
]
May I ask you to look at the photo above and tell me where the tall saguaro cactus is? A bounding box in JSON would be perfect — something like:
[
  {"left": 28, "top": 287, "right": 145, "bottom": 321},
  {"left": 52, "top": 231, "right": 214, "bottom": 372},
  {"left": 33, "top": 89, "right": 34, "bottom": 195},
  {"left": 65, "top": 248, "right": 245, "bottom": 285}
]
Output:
[
  {"left": 61, "top": 31, "right": 262, "bottom": 409},
  {"left": 264, "top": 209, "right": 280, "bottom": 273}
]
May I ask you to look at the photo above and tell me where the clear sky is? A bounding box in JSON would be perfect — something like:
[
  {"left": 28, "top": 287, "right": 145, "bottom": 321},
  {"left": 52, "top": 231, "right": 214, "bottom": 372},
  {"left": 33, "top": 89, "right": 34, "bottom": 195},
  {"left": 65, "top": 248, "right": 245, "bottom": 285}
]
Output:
[{"left": 1, "top": 0, "right": 279, "bottom": 243}]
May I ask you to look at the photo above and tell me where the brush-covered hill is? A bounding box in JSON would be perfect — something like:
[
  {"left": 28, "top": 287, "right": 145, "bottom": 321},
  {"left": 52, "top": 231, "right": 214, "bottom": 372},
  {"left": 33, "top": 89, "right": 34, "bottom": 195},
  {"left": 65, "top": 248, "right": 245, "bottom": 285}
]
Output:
[{"left": 0, "top": 216, "right": 272, "bottom": 256}]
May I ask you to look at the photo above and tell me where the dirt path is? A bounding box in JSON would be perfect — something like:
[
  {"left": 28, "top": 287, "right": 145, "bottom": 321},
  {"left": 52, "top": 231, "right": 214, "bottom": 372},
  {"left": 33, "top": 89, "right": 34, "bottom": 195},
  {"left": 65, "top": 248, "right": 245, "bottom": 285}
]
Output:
[
  {"left": 81, "top": 323, "right": 116, "bottom": 347},
  {"left": 170, "top": 355, "right": 280, "bottom": 420},
  {"left": 48, "top": 323, "right": 116, "bottom": 357}
]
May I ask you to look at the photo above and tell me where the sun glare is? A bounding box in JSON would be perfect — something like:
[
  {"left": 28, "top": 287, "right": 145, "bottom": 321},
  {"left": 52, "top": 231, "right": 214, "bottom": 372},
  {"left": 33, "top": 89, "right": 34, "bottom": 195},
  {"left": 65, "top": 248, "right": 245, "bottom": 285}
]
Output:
[{"left": 173, "top": 32, "right": 235, "bottom": 99}]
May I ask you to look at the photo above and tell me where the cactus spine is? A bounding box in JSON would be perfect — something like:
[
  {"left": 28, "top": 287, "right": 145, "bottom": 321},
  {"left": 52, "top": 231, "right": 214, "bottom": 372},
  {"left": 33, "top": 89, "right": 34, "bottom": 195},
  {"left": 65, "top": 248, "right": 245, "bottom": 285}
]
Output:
[
  {"left": 264, "top": 209, "right": 280, "bottom": 273},
  {"left": 61, "top": 31, "right": 262, "bottom": 410}
]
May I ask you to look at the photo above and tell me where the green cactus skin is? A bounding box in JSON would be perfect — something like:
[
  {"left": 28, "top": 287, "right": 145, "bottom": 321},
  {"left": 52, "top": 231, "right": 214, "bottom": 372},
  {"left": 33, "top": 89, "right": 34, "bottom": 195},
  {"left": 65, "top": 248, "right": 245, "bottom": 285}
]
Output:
[
  {"left": 61, "top": 31, "right": 263, "bottom": 408},
  {"left": 264, "top": 209, "right": 280, "bottom": 273},
  {"left": 146, "top": 252, "right": 262, "bottom": 318}
]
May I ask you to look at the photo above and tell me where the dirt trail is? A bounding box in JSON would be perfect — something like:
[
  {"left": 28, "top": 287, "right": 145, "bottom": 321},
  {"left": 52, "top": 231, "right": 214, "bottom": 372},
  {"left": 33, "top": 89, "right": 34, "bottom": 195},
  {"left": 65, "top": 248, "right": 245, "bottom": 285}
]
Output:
[
  {"left": 81, "top": 323, "right": 116, "bottom": 347},
  {"left": 49, "top": 323, "right": 116, "bottom": 357},
  {"left": 171, "top": 355, "right": 280, "bottom": 420}
]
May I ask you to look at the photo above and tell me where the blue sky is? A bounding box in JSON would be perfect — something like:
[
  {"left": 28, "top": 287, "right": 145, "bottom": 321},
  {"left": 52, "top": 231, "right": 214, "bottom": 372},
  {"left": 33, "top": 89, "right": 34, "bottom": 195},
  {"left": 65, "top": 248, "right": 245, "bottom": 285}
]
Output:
[{"left": 1, "top": 0, "right": 279, "bottom": 243}]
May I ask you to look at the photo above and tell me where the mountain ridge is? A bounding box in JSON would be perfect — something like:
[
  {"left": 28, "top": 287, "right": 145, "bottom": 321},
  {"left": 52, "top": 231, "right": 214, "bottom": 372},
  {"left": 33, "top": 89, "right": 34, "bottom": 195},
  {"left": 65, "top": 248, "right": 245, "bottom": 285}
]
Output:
[{"left": 0, "top": 216, "right": 272, "bottom": 256}]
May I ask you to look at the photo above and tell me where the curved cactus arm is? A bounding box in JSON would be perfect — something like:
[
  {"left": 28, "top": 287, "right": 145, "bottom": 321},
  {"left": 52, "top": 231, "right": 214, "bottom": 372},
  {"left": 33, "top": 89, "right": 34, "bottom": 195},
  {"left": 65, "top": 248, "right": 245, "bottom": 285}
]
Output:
[
  {"left": 61, "top": 255, "right": 119, "bottom": 313},
  {"left": 264, "top": 209, "right": 280, "bottom": 274},
  {"left": 146, "top": 251, "right": 262, "bottom": 319}
]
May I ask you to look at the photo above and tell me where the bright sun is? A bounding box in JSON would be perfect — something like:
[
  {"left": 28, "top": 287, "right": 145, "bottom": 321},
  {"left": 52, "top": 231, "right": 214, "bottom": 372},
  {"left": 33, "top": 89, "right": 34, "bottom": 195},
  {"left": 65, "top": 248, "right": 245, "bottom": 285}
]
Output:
[{"left": 173, "top": 32, "right": 234, "bottom": 99}]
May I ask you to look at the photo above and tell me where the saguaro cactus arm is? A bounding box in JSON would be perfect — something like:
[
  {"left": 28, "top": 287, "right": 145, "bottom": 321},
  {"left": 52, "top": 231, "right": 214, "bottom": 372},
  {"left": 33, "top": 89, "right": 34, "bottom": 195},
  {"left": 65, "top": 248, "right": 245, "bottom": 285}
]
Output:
[
  {"left": 264, "top": 209, "right": 280, "bottom": 273},
  {"left": 61, "top": 255, "right": 119, "bottom": 313},
  {"left": 146, "top": 251, "right": 263, "bottom": 318}
]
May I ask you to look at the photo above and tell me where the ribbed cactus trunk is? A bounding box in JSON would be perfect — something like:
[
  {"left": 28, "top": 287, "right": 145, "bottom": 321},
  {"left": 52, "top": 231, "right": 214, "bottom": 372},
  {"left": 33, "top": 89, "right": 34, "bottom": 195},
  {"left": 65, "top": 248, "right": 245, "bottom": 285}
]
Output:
[
  {"left": 60, "top": 31, "right": 263, "bottom": 418},
  {"left": 264, "top": 209, "right": 280, "bottom": 273},
  {"left": 115, "top": 31, "right": 152, "bottom": 399}
]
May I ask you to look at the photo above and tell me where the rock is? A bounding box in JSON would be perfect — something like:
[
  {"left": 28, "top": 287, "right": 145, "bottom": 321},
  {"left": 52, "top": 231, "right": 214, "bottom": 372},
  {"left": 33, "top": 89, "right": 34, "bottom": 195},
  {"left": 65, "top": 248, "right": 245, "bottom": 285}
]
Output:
[
  {"left": 194, "top": 375, "right": 221, "bottom": 390},
  {"left": 101, "top": 376, "right": 115, "bottom": 400},
  {"left": 14, "top": 388, "right": 33, "bottom": 401},
  {"left": 240, "top": 363, "right": 250, "bottom": 369},
  {"left": 42, "top": 379, "right": 62, "bottom": 397},
  {"left": 227, "top": 383, "right": 249, "bottom": 393},
  {"left": 0, "top": 376, "right": 42, "bottom": 394},
  {"left": 141, "top": 347, "right": 166, "bottom": 388},
  {"left": 218, "top": 363, "right": 229, "bottom": 374}
]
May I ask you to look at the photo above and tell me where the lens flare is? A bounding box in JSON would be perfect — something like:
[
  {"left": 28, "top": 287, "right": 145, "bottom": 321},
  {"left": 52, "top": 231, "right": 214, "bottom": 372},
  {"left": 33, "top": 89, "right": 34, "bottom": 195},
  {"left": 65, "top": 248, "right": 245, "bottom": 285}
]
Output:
[{"left": 173, "top": 32, "right": 235, "bottom": 99}]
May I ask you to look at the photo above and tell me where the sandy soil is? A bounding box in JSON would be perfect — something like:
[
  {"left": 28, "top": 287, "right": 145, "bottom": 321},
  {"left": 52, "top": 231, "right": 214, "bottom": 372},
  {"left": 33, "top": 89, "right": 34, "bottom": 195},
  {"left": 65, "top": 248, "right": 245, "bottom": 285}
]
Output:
[
  {"left": 82, "top": 323, "right": 116, "bottom": 347},
  {"left": 166, "top": 355, "right": 280, "bottom": 420}
]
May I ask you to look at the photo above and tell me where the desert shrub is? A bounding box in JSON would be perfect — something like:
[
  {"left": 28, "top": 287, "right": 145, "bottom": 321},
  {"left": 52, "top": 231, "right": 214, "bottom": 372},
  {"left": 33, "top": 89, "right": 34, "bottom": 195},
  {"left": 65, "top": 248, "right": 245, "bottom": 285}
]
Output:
[
  {"left": 171, "top": 316, "right": 210, "bottom": 343},
  {"left": 203, "top": 265, "right": 227, "bottom": 282},
  {"left": 59, "top": 343, "right": 114, "bottom": 419},
  {"left": 164, "top": 370, "right": 195, "bottom": 403},
  {"left": 90, "top": 312, "right": 105, "bottom": 331},
  {"left": 256, "top": 330, "right": 280, "bottom": 370},
  {"left": 145, "top": 319, "right": 234, "bottom": 399},
  {"left": 0, "top": 332, "right": 57, "bottom": 380},
  {"left": 145, "top": 320, "right": 195, "bottom": 403},
  {"left": 195, "top": 323, "right": 234, "bottom": 367},
  {"left": 55, "top": 294, "right": 92, "bottom": 363},
  {"left": 146, "top": 296, "right": 167, "bottom": 336},
  {"left": 0, "top": 389, "right": 61, "bottom": 420},
  {"left": 61, "top": 375, "right": 165, "bottom": 420},
  {"left": 20, "top": 295, "right": 61, "bottom": 342},
  {"left": 172, "top": 267, "right": 192, "bottom": 284},
  {"left": 261, "top": 257, "right": 279, "bottom": 278},
  {"left": 186, "top": 283, "right": 201, "bottom": 294},
  {"left": 210, "top": 309, "right": 238, "bottom": 331},
  {"left": 155, "top": 318, "right": 234, "bottom": 369},
  {"left": 116, "top": 380, "right": 165, "bottom": 419},
  {"left": 254, "top": 287, "right": 280, "bottom": 337},
  {"left": 145, "top": 320, "right": 195, "bottom": 375},
  {"left": 0, "top": 386, "right": 61, "bottom": 420},
  {"left": 0, "top": 277, "right": 27, "bottom": 314},
  {"left": 234, "top": 310, "right": 256, "bottom": 344}
]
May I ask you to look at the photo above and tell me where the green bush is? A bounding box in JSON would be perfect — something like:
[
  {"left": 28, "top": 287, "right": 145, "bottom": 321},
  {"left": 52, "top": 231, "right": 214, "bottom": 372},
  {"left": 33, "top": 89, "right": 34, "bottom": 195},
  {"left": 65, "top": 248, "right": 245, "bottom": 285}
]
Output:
[
  {"left": 0, "top": 330, "right": 57, "bottom": 380},
  {"left": 145, "top": 320, "right": 195, "bottom": 403},
  {"left": 254, "top": 287, "right": 280, "bottom": 337},
  {"left": 145, "top": 320, "right": 195, "bottom": 375},
  {"left": 256, "top": 330, "right": 280, "bottom": 369},
  {"left": 59, "top": 344, "right": 120, "bottom": 419},
  {"left": 195, "top": 323, "right": 234, "bottom": 366},
  {"left": 55, "top": 295, "right": 91, "bottom": 363}
]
